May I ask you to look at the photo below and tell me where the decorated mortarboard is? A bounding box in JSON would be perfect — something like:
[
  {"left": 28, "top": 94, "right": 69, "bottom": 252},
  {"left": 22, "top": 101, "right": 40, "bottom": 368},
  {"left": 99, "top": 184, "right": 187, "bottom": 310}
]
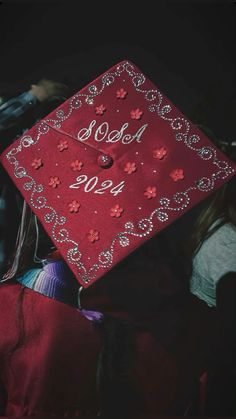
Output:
[{"left": 1, "top": 60, "right": 236, "bottom": 288}]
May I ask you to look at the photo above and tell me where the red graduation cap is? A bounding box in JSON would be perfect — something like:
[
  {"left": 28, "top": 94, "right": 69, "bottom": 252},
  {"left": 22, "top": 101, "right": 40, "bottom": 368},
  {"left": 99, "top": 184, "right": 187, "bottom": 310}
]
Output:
[{"left": 1, "top": 60, "right": 235, "bottom": 288}]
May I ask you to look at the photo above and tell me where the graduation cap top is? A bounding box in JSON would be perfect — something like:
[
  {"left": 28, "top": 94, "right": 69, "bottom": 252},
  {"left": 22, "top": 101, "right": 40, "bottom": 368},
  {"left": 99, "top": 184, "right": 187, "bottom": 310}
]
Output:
[{"left": 1, "top": 60, "right": 235, "bottom": 288}]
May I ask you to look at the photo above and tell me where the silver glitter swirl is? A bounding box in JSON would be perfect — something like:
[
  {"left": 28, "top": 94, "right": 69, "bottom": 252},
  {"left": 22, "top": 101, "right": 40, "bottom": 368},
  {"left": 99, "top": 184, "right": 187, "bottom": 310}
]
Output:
[
  {"left": 88, "top": 85, "right": 98, "bottom": 94},
  {"left": 145, "top": 89, "right": 158, "bottom": 101},
  {"left": 23, "top": 181, "right": 34, "bottom": 191},
  {"left": 4, "top": 60, "right": 235, "bottom": 285},
  {"left": 156, "top": 211, "right": 169, "bottom": 222},
  {"left": 38, "top": 122, "right": 49, "bottom": 135},
  {"left": 118, "top": 235, "right": 130, "bottom": 247},
  {"left": 102, "top": 74, "right": 114, "bottom": 86},
  {"left": 44, "top": 212, "right": 55, "bottom": 223},
  {"left": 98, "top": 250, "right": 113, "bottom": 266},
  {"left": 159, "top": 197, "right": 170, "bottom": 206},
  {"left": 67, "top": 247, "right": 82, "bottom": 263},
  {"left": 159, "top": 105, "right": 172, "bottom": 116},
  {"left": 187, "top": 134, "right": 201, "bottom": 147},
  {"left": 15, "top": 167, "right": 27, "bottom": 178},
  {"left": 124, "top": 221, "right": 135, "bottom": 230},
  {"left": 85, "top": 97, "right": 94, "bottom": 105},
  {"left": 132, "top": 74, "right": 145, "bottom": 87},
  {"left": 196, "top": 177, "right": 214, "bottom": 192},
  {"left": 33, "top": 195, "right": 47, "bottom": 209},
  {"left": 22, "top": 136, "right": 35, "bottom": 148}
]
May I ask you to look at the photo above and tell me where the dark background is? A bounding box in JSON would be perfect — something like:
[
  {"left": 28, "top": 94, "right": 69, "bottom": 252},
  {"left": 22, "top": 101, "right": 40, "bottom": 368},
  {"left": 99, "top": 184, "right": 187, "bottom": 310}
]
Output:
[{"left": 0, "top": 0, "right": 235, "bottom": 141}]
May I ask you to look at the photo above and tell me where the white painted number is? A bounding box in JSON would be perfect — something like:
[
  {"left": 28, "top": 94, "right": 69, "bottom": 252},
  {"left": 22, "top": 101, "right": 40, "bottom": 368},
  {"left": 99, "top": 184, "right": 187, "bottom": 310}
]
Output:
[
  {"left": 84, "top": 176, "right": 98, "bottom": 192},
  {"left": 69, "top": 175, "right": 87, "bottom": 189},
  {"left": 110, "top": 181, "right": 125, "bottom": 196},
  {"left": 95, "top": 180, "right": 113, "bottom": 194},
  {"left": 69, "top": 175, "right": 125, "bottom": 196}
]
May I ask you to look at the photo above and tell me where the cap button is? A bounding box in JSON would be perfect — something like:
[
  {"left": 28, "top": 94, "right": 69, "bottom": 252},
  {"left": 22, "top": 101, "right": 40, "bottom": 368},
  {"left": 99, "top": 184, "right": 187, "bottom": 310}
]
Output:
[{"left": 97, "top": 154, "right": 113, "bottom": 168}]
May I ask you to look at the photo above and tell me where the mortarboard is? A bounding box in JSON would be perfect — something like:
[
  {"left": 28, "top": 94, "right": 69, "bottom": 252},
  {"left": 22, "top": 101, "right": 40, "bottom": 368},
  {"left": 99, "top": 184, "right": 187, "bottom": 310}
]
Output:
[{"left": 1, "top": 60, "right": 236, "bottom": 288}]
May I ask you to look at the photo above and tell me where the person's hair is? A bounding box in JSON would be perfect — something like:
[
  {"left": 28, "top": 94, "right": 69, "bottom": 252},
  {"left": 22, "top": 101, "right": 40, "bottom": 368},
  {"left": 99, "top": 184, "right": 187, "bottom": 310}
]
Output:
[
  {"left": 190, "top": 126, "right": 236, "bottom": 256},
  {"left": 36, "top": 78, "right": 71, "bottom": 101},
  {"left": 191, "top": 177, "right": 236, "bottom": 256},
  {"left": 3, "top": 202, "right": 53, "bottom": 280}
]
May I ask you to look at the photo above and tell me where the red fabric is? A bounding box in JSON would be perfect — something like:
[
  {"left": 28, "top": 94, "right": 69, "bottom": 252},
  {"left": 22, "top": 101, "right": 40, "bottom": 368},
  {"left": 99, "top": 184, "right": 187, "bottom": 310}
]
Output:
[
  {"left": 1, "top": 60, "right": 235, "bottom": 288},
  {"left": 0, "top": 282, "right": 100, "bottom": 416},
  {"left": 0, "top": 282, "right": 178, "bottom": 416},
  {"left": 0, "top": 281, "right": 218, "bottom": 416}
]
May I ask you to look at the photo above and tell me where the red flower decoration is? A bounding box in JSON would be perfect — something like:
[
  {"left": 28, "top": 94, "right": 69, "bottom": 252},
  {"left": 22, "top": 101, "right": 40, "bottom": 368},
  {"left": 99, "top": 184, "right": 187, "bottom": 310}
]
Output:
[
  {"left": 95, "top": 104, "right": 106, "bottom": 115},
  {"left": 124, "top": 162, "right": 137, "bottom": 174},
  {"left": 87, "top": 229, "right": 100, "bottom": 243},
  {"left": 130, "top": 108, "right": 143, "bottom": 120},
  {"left": 70, "top": 160, "right": 83, "bottom": 171},
  {"left": 49, "top": 176, "right": 61, "bottom": 188},
  {"left": 116, "top": 88, "right": 127, "bottom": 99},
  {"left": 153, "top": 147, "right": 167, "bottom": 160},
  {"left": 31, "top": 158, "right": 43, "bottom": 169},
  {"left": 169, "top": 168, "right": 184, "bottom": 182},
  {"left": 144, "top": 186, "right": 157, "bottom": 199},
  {"left": 57, "top": 140, "right": 68, "bottom": 152},
  {"left": 110, "top": 204, "right": 124, "bottom": 218},
  {"left": 68, "top": 200, "right": 81, "bottom": 213}
]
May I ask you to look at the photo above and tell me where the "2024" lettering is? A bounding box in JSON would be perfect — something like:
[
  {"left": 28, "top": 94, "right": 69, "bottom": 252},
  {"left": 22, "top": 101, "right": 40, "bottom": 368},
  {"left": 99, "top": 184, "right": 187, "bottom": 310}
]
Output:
[{"left": 69, "top": 174, "right": 125, "bottom": 196}]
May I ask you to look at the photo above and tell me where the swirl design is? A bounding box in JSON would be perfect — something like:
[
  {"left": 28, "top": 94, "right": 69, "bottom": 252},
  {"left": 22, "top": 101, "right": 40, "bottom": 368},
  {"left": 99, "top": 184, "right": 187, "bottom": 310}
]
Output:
[{"left": 5, "top": 61, "right": 235, "bottom": 284}]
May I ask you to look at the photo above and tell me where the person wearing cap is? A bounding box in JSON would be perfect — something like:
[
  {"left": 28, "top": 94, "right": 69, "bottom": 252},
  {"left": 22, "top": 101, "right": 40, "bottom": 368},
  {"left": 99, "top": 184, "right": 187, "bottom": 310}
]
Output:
[
  {"left": 190, "top": 177, "right": 236, "bottom": 308},
  {"left": 187, "top": 126, "right": 236, "bottom": 309},
  {"left": 0, "top": 201, "right": 188, "bottom": 417},
  {"left": 188, "top": 139, "right": 236, "bottom": 416},
  {"left": 0, "top": 79, "right": 70, "bottom": 142},
  {"left": 0, "top": 78, "right": 72, "bottom": 278},
  {"left": 0, "top": 60, "right": 236, "bottom": 416}
]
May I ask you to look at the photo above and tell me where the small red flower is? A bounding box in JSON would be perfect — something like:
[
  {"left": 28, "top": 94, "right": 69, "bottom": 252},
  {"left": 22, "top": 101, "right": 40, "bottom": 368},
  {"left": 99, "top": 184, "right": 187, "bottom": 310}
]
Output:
[
  {"left": 70, "top": 160, "right": 83, "bottom": 171},
  {"left": 87, "top": 229, "right": 100, "bottom": 243},
  {"left": 169, "top": 168, "right": 184, "bottom": 182},
  {"left": 57, "top": 140, "right": 68, "bottom": 151},
  {"left": 124, "top": 162, "right": 137, "bottom": 174},
  {"left": 110, "top": 204, "right": 124, "bottom": 218},
  {"left": 95, "top": 104, "right": 106, "bottom": 115},
  {"left": 144, "top": 186, "right": 157, "bottom": 199},
  {"left": 68, "top": 200, "right": 81, "bottom": 213},
  {"left": 130, "top": 108, "right": 143, "bottom": 120},
  {"left": 116, "top": 88, "right": 128, "bottom": 99},
  {"left": 153, "top": 147, "right": 167, "bottom": 160},
  {"left": 49, "top": 176, "right": 61, "bottom": 188},
  {"left": 31, "top": 158, "right": 43, "bottom": 169}
]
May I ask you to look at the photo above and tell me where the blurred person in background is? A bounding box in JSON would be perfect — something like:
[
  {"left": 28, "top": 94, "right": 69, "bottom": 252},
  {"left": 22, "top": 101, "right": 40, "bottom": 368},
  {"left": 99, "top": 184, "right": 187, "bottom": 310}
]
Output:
[{"left": 0, "top": 77, "right": 73, "bottom": 277}]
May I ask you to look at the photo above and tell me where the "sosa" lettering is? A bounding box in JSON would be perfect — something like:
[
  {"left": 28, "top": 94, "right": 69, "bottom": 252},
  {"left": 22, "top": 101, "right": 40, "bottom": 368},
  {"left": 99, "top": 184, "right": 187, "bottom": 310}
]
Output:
[{"left": 77, "top": 119, "right": 148, "bottom": 145}]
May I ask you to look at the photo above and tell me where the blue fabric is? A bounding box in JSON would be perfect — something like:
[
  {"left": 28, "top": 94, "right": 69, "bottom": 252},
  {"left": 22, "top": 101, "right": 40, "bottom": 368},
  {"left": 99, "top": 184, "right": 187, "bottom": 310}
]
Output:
[
  {"left": 16, "top": 259, "right": 80, "bottom": 307},
  {"left": 15, "top": 259, "right": 104, "bottom": 321},
  {"left": 0, "top": 91, "right": 37, "bottom": 130}
]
